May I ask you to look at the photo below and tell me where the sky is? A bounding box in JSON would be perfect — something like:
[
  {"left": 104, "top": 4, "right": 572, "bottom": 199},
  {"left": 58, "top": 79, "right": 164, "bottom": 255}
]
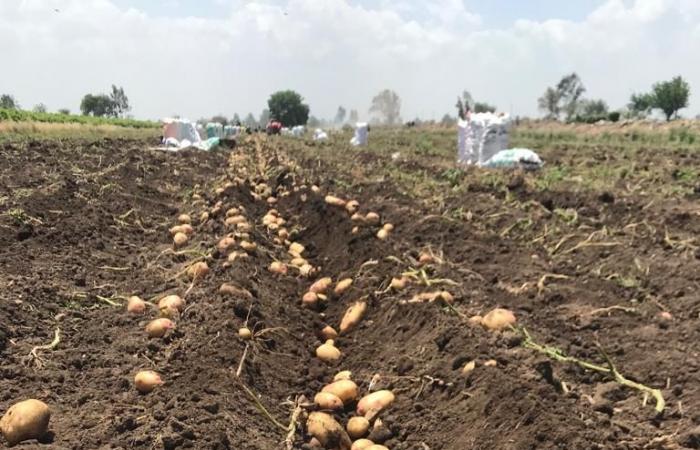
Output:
[{"left": 1, "top": 0, "right": 699, "bottom": 121}]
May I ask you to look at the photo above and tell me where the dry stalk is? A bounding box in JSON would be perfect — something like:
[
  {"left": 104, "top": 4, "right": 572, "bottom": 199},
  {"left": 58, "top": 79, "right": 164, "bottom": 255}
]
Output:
[
  {"left": 28, "top": 327, "right": 61, "bottom": 367},
  {"left": 587, "top": 305, "right": 637, "bottom": 316},
  {"left": 236, "top": 378, "right": 287, "bottom": 431},
  {"left": 536, "top": 273, "right": 570, "bottom": 295},
  {"left": 284, "top": 396, "right": 304, "bottom": 450}
]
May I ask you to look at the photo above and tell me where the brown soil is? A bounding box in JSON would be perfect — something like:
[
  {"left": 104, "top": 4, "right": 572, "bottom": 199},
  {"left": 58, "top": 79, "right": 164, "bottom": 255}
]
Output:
[{"left": 0, "top": 136, "right": 698, "bottom": 450}]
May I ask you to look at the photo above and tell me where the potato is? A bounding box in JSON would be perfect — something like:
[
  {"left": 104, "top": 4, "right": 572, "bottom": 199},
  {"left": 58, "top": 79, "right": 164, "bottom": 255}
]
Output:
[
  {"left": 134, "top": 370, "right": 163, "bottom": 394},
  {"left": 0, "top": 399, "right": 50, "bottom": 446},
  {"left": 217, "top": 237, "right": 236, "bottom": 252},
  {"left": 236, "top": 222, "right": 252, "bottom": 232},
  {"left": 289, "top": 242, "right": 305, "bottom": 255},
  {"left": 187, "top": 261, "right": 209, "bottom": 280},
  {"left": 320, "top": 325, "right": 338, "bottom": 340},
  {"left": 170, "top": 224, "right": 193, "bottom": 236},
  {"left": 461, "top": 360, "right": 476, "bottom": 375},
  {"left": 334, "top": 278, "right": 353, "bottom": 295},
  {"left": 376, "top": 229, "right": 389, "bottom": 240},
  {"left": 303, "top": 292, "right": 319, "bottom": 308},
  {"left": 226, "top": 207, "right": 240, "bottom": 217},
  {"left": 239, "top": 241, "right": 257, "bottom": 252},
  {"left": 290, "top": 257, "right": 308, "bottom": 267},
  {"left": 310, "top": 277, "right": 333, "bottom": 294},
  {"left": 278, "top": 229, "right": 289, "bottom": 240},
  {"left": 199, "top": 211, "right": 209, "bottom": 223},
  {"left": 347, "top": 417, "right": 370, "bottom": 439},
  {"left": 364, "top": 212, "right": 380, "bottom": 224},
  {"left": 316, "top": 340, "right": 341, "bottom": 363},
  {"left": 418, "top": 252, "right": 434, "bottom": 265},
  {"left": 314, "top": 392, "right": 344, "bottom": 411},
  {"left": 484, "top": 359, "right": 498, "bottom": 367},
  {"left": 481, "top": 308, "right": 516, "bottom": 331},
  {"left": 381, "top": 223, "right": 394, "bottom": 232},
  {"left": 158, "top": 295, "right": 185, "bottom": 312},
  {"left": 351, "top": 213, "right": 365, "bottom": 223},
  {"left": 306, "top": 412, "right": 352, "bottom": 450},
  {"left": 390, "top": 277, "right": 408, "bottom": 291},
  {"left": 235, "top": 327, "right": 251, "bottom": 340},
  {"left": 299, "top": 264, "right": 315, "bottom": 277},
  {"left": 225, "top": 215, "right": 247, "bottom": 226},
  {"left": 467, "top": 315, "right": 483, "bottom": 326},
  {"left": 345, "top": 200, "right": 359, "bottom": 214},
  {"left": 322, "top": 379, "right": 358, "bottom": 404},
  {"left": 340, "top": 302, "right": 367, "bottom": 334},
  {"left": 351, "top": 439, "right": 375, "bottom": 450},
  {"left": 173, "top": 232, "right": 188, "bottom": 247},
  {"left": 352, "top": 226, "right": 360, "bottom": 234},
  {"left": 269, "top": 261, "right": 288, "bottom": 275},
  {"left": 311, "top": 185, "right": 321, "bottom": 193},
  {"left": 178, "top": 214, "right": 191, "bottom": 224},
  {"left": 127, "top": 296, "right": 146, "bottom": 314},
  {"left": 325, "top": 195, "right": 346, "bottom": 207},
  {"left": 357, "top": 391, "right": 394, "bottom": 418},
  {"left": 146, "top": 318, "right": 175, "bottom": 338},
  {"left": 267, "top": 196, "right": 277, "bottom": 204},
  {"left": 333, "top": 370, "right": 352, "bottom": 381}
]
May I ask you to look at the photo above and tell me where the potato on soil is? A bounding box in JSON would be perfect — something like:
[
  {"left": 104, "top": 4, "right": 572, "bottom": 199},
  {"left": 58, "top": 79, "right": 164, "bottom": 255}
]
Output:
[
  {"left": 357, "top": 391, "right": 395, "bottom": 418},
  {"left": 334, "top": 278, "right": 353, "bottom": 295},
  {"left": 170, "top": 224, "right": 193, "bottom": 236},
  {"left": 177, "top": 213, "right": 191, "bottom": 224},
  {"left": 134, "top": 370, "right": 163, "bottom": 394},
  {"left": 306, "top": 412, "right": 352, "bottom": 450},
  {"left": 217, "top": 237, "right": 235, "bottom": 252},
  {"left": 127, "top": 296, "right": 146, "bottom": 314},
  {"left": 0, "top": 399, "right": 50, "bottom": 447},
  {"left": 325, "top": 195, "right": 346, "bottom": 207},
  {"left": 146, "top": 318, "right": 175, "bottom": 338},
  {"left": 158, "top": 294, "right": 185, "bottom": 312},
  {"left": 289, "top": 242, "right": 305, "bottom": 255},
  {"left": 320, "top": 325, "right": 338, "bottom": 340},
  {"left": 351, "top": 439, "right": 375, "bottom": 450},
  {"left": 173, "top": 232, "right": 188, "bottom": 247},
  {"left": 314, "top": 392, "right": 344, "bottom": 411},
  {"left": 316, "top": 340, "right": 341, "bottom": 363},
  {"left": 333, "top": 370, "right": 352, "bottom": 381},
  {"left": 481, "top": 308, "right": 516, "bottom": 331},
  {"left": 310, "top": 277, "right": 333, "bottom": 294},
  {"left": 322, "top": 379, "right": 358, "bottom": 404},
  {"left": 269, "top": 261, "right": 288, "bottom": 275},
  {"left": 219, "top": 283, "right": 253, "bottom": 298},
  {"left": 340, "top": 301, "right": 367, "bottom": 334},
  {"left": 376, "top": 229, "right": 390, "bottom": 240},
  {"left": 303, "top": 292, "right": 320, "bottom": 308},
  {"left": 238, "top": 327, "right": 252, "bottom": 340},
  {"left": 345, "top": 200, "right": 359, "bottom": 214},
  {"left": 365, "top": 212, "right": 380, "bottom": 224},
  {"left": 187, "top": 261, "right": 209, "bottom": 280},
  {"left": 347, "top": 417, "right": 370, "bottom": 439}
]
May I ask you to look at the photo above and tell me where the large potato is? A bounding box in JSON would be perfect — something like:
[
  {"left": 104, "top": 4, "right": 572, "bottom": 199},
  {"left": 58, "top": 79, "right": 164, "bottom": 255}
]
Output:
[
  {"left": 0, "top": 399, "right": 50, "bottom": 446},
  {"left": 307, "top": 412, "right": 352, "bottom": 450}
]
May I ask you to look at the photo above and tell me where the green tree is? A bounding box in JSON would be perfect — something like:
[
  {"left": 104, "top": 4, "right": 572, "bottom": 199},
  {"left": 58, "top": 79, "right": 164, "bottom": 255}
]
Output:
[
  {"left": 267, "top": 90, "right": 310, "bottom": 127},
  {"left": 556, "top": 73, "right": 586, "bottom": 120},
  {"left": 579, "top": 99, "right": 608, "bottom": 116},
  {"left": 80, "top": 94, "right": 114, "bottom": 117},
  {"left": 109, "top": 85, "right": 130, "bottom": 117},
  {"left": 369, "top": 89, "right": 401, "bottom": 125},
  {"left": 58, "top": 108, "right": 70, "bottom": 115},
  {"left": 334, "top": 106, "right": 347, "bottom": 124},
  {"left": 0, "top": 94, "right": 19, "bottom": 109},
  {"left": 537, "top": 87, "right": 560, "bottom": 119},
  {"left": 474, "top": 102, "right": 496, "bottom": 113},
  {"left": 33, "top": 103, "right": 47, "bottom": 113},
  {"left": 628, "top": 92, "right": 655, "bottom": 117},
  {"left": 652, "top": 76, "right": 690, "bottom": 121}
]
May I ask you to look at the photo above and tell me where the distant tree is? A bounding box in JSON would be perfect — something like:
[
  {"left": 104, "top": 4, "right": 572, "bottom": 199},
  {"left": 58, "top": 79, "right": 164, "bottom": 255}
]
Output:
[
  {"left": 538, "top": 87, "right": 561, "bottom": 119},
  {"left": 369, "top": 89, "right": 401, "bottom": 125},
  {"left": 232, "top": 113, "right": 242, "bottom": 125},
  {"left": 109, "top": 85, "right": 130, "bottom": 117},
  {"left": 334, "top": 106, "right": 347, "bottom": 125},
  {"left": 440, "top": 114, "right": 457, "bottom": 126},
  {"left": 0, "top": 94, "right": 19, "bottom": 109},
  {"left": 474, "top": 102, "right": 496, "bottom": 113},
  {"left": 579, "top": 99, "right": 608, "bottom": 116},
  {"left": 267, "top": 90, "right": 310, "bottom": 127},
  {"left": 259, "top": 108, "right": 271, "bottom": 126},
  {"left": 556, "top": 73, "right": 586, "bottom": 120},
  {"left": 58, "top": 108, "right": 70, "bottom": 115},
  {"left": 32, "top": 103, "right": 47, "bottom": 113},
  {"left": 210, "top": 115, "right": 228, "bottom": 125},
  {"left": 243, "top": 113, "right": 257, "bottom": 128},
  {"left": 80, "top": 94, "right": 114, "bottom": 117},
  {"left": 628, "top": 92, "right": 655, "bottom": 117},
  {"left": 348, "top": 109, "right": 359, "bottom": 124},
  {"left": 652, "top": 76, "right": 690, "bottom": 121}
]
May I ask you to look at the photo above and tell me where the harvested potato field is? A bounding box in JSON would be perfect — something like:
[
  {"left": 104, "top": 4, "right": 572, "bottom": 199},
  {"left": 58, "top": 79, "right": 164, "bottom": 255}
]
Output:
[{"left": 0, "top": 129, "right": 699, "bottom": 449}]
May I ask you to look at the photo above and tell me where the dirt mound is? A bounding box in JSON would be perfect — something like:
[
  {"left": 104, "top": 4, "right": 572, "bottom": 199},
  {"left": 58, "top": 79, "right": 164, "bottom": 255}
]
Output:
[{"left": 0, "top": 136, "right": 697, "bottom": 449}]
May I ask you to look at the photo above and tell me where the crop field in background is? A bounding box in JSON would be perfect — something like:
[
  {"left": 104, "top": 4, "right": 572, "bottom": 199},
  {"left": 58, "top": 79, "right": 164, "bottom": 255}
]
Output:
[{"left": 0, "top": 123, "right": 698, "bottom": 449}]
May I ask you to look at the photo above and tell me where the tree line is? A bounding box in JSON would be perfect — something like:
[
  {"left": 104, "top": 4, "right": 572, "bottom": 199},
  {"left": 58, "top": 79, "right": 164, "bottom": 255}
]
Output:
[{"left": 0, "top": 85, "right": 131, "bottom": 118}]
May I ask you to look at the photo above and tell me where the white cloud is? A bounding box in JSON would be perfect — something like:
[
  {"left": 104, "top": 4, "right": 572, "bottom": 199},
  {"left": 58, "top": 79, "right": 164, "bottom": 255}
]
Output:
[{"left": 0, "top": 0, "right": 697, "bottom": 120}]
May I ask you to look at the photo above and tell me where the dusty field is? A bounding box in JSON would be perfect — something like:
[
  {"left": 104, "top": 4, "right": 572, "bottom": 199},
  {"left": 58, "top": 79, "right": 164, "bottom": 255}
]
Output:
[{"left": 0, "top": 129, "right": 698, "bottom": 449}]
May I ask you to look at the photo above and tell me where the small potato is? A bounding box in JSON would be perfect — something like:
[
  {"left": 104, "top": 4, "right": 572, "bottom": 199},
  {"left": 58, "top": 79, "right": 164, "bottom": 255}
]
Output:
[
  {"left": 334, "top": 278, "right": 353, "bottom": 295},
  {"left": 173, "top": 232, "right": 188, "bottom": 247},
  {"left": 310, "top": 277, "right": 333, "bottom": 294},
  {"left": 461, "top": 360, "right": 476, "bottom": 375},
  {"left": 381, "top": 223, "right": 394, "bottom": 232},
  {"left": 320, "top": 325, "right": 338, "bottom": 340},
  {"left": 376, "top": 229, "right": 389, "bottom": 240},
  {"left": 146, "top": 318, "right": 175, "bottom": 338},
  {"left": 321, "top": 379, "right": 358, "bottom": 404},
  {"left": 217, "top": 237, "right": 236, "bottom": 252},
  {"left": 351, "top": 213, "right": 365, "bottom": 223},
  {"left": 0, "top": 399, "right": 50, "bottom": 446},
  {"left": 238, "top": 327, "right": 252, "bottom": 340},
  {"left": 311, "top": 185, "right": 321, "bottom": 193},
  {"left": 325, "top": 195, "right": 346, "bottom": 207},
  {"left": 418, "top": 252, "right": 434, "bottom": 265},
  {"left": 177, "top": 214, "right": 191, "bottom": 224},
  {"left": 303, "top": 292, "right": 319, "bottom": 308},
  {"left": 225, "top": 215, "right": 247, "bottom": 226},
  {"left": 481, "top": 308, "right": 516, "bottom": 331},
  {"left": 345, "top": 200, "right": 360, "bottom": 214},
  {"left": 226, "top": 207, "right": 240, "bottom": 217},
  {"left": 134, "top": 370, "right": 163, "bottom": 394},
  {"left": 299, "top": 264, "right": 315, "bottom": 277},
  {"left": 340, "top": 302, "right": 367, "bottom": 334},
  {"left": 239, "top": 241, "right": 257, "bottom": 252},
  {"left": 306, "top": 412, "right": 352, "bottom": 450},
  {"left": 187, "top": 262, "right": 209, "bottom": 280},
  {"left": 314, "top": 392, "right": 344, "bottom": 411},
  {"left": 289, "top": 242, "right": 305, "bottom": 255},
  {"left": 357, "top": 390, "right": 394, "bottom": 418},
  {"left": 269, "top": 261, "right": 288, "bottom": 275},
  {"left": 158, "top": 295, "right": 185, "bottom": 312},
  {"left": 290, "top": 257, "right": 308, "bottom": 267},
  {"left": 219, "top": 283, "right": 253, "bottom": 299},
  {"left": 390, "top": 277, "right": 408, "bottom": 291},
  {"left": 199, "top": 211, "right": 209, "bottom": 223},
  {"left": 333, "top": 370, "right": 352, "bottom": 381},
  {"left": 127, "top": 296, "right": 146, "bottom": 314},
  {"left": 351, "top": 439, "right": 375, "bottom": 450},
  {"left": 346, "top": 417, "right": 370, "bottom": 439},
  {"left": 316, "top": 340, "right": 341, "bottom": 363},
  {"left": 365, "top": 212, "right": 380, "bottom": 224}
]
